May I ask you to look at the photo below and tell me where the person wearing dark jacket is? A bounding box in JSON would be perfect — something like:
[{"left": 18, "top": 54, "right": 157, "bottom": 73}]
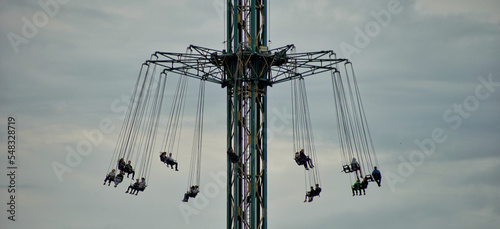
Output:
[
  {"left": 227, "top": 147, "right": 239, "bottom": 163},
  {"left": 123, "top": 160, "right": 135, "bottom": 179},
  {"left": 295, "top": 149, "right": 314, "bottom": 170},
  {"left": 182, "top": 185, "right": 200, "bottom": 202},
  {"left": 126, "top": 179, "right": 140, "bottom": 194},
  {"left": 126, "top": 178, "right": 146, "bottom": 195},
  {"left": 360, "top": 177, "right": 369, "bottom": 195},
  {"left": 372, "top": 166, "right": 382, "bottom": 187}
]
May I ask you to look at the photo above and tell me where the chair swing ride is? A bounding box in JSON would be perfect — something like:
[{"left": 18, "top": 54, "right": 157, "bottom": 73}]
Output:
[
  {"left": 101, "top": 52, "right": 381, "bottom": 198},
  {"left": 101, "top": 1, "right": 382, "bottom": 228}
]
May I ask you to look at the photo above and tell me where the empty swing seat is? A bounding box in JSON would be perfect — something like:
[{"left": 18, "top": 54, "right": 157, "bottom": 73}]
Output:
[{"left": 343, "top": 165, "right": 352, "bottom": 173}]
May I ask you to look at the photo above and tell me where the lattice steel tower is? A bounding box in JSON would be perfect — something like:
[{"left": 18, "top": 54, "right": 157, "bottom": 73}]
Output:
[{"left": 146, "top": 1, "right": 348, "bottom": 228}]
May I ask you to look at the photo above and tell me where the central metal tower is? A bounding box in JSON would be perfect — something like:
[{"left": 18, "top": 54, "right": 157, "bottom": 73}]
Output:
[
  {"left": 225, "top": 1, "right": 268, "bottom": 228},
  {"left": 145, "top": 1, "right": 349, "bottom": 228}
]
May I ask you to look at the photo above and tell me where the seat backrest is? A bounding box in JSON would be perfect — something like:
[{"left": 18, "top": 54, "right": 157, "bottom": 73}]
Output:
[{"left": 343, "top": 165, "right": 352, "bottom": 173}]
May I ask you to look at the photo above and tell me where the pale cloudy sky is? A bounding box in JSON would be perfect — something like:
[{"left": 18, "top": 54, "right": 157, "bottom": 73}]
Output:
[{"left": 1, "top": 0, "right": 499, "bottom": 229}]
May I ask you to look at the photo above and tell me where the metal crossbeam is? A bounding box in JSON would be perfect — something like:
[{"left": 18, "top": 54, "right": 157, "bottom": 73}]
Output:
[{"left": 147, "top": 45, "right": 348, "bottom": 86}]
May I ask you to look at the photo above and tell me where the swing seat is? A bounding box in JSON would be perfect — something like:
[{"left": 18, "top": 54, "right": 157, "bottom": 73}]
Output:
[
  {"left": 372, "top": 173, "right": 381, "bottom": 181},
  {"left": 166, "top": 159, "right": 176, "bottom": 165},
  {"left": 295, "top": 157, "right": 305, "bottom": 165},
  {"left": 228, "top": 156, "right": 238, "bottom": 163},
  {"left": 295, "top": 155, "right": 310, "bottom": 166},
  {"left": 123, "top": 165, "right": 134, "bottom": 173},
  {"left": 124, "top": 169, "right": 134, "bottom": 174},
  {"left": 365, "top": 175, "right": 374, "bottom": 182},
  {"left": 187, "top": 190, "right": 199, "bottom": 198},
  {"left": 342, "top": 165, "right": 352, "bottom": 173}
]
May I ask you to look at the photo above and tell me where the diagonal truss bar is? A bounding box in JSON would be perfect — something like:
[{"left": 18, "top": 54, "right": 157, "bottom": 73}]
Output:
[{"left": 270, "top": 50, "right": 348, "bottom": 84}]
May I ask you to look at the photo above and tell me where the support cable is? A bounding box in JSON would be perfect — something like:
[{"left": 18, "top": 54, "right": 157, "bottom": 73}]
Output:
[{"left": 187, "top": 78, "right": 206, "bottom": 189}]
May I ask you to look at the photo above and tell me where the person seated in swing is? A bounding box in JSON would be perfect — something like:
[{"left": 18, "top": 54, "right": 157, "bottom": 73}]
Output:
[
  {"left": 360, "top": 177, "right": 369, "bottom": 195},
  {"left": 313, "top": 183, "right": 322, "bottom": 196},
  {"left": 304, "top": 184, "right": 321, "bottom": 202},
  {"left": 182, "top": 185, "right": 200, "bottom": 202},
  {"left": 103, "top": 169, "right": 116, "bottom": 186},
  {"left": 126, "top": 178, "right": 146, "bottom": 195},
  {"left": 295, "top": 149, "right": 314, "bottom": 170},
  {"left": 118, "top": 158, "right": 126, "bottom": 171},
  {"left": 160, "top": 152, "right": 168, "bottom": 163},
  {"left": 294, "top": 151, "right": 308, "bottom": 169},
  {"left": 164, "top": 152, "right": 179, "bottom": 171},
  {"left": 294, "top": 151, "right": 300, "bottom": 163},
  {"left": 350, "top": 157, "right": 360, "bottom": 172},
  {"left": 372, "top": 166, "right": 382, "bottom": 187},
  {"left": 352, "top": 179, "right": 361, "bottom": 196},
  {"left": 304, "top": 186, "right": 315, "bottom": 202},
  {"left": 227, "top": 147, "right": 239, "bottom": 163},
  {"left": 126, "top": 179, "right": 140, "bottom": 194},
  {"left": 113, "top": 171, "right": 124, "bottom": 188},
  {"left": 123, "top": 160, "right": 135, "bottom": 179},
  {"left": 132, "top": 177, "right": 146, "bottom": 195}
]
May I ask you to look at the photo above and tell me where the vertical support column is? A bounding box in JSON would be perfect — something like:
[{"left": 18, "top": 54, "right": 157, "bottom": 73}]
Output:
[
  {"left": 227, "top": 85, "right": 234, "bottom": 229},
  {"left": 233, "top": 81, "right": 241, "bottom": 229},
  {"left": 234, "top": 0, "right": 240, "bottom": 51},
  {"left": 227, "top": 76, "right": 268, "bottom": 229},
  {"left": 250, "top": 0, "right": 257, "bottom": 52},
  {"left": 250, "top": 81, "right": 257, "bottom": 228},
  {"left": 262, "top": 86, "right": 267, "bottom": 229},
  {"left": 227, "top": 0, "right": 233, "bottom": 52},
  {"left": 226, "top": 0, "right": 268, "bottom": 228},
  {"left": 262, "top": 0, "right": 267, "bottom": 47}
]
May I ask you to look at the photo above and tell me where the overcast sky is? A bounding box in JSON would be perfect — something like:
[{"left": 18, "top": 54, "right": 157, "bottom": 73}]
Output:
[{"left": 1, "top": 0, "right": 499, "bottom": 228}]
